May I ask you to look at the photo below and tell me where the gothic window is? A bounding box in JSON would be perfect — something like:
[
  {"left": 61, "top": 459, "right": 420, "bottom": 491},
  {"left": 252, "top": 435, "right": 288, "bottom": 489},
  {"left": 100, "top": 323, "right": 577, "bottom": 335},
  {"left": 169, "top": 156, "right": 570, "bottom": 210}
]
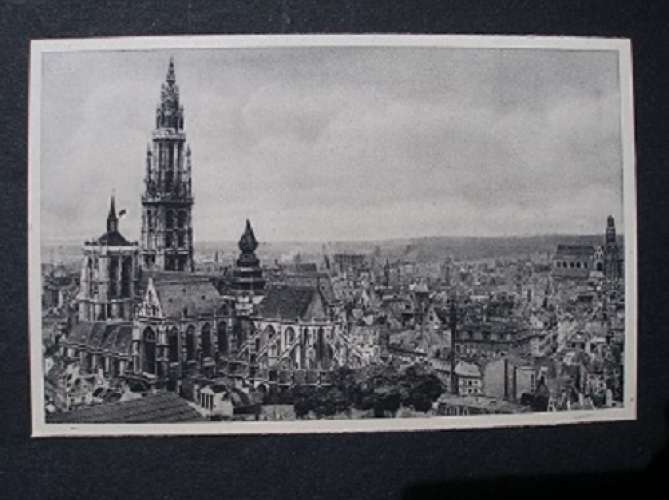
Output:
[
  {"left": 168, "top": 327, "right": 179, "bottom": 363},
  {"left": 201, "top": 323, "right": 212, "bottom": 358},
  {"left": 165, "top": 163, "right": 174, "bottom": 190},
  {"left": 285, "top": 327, "right": 295, "bottom": 345},
  {"left": 177, "top": 231, "right": 185, "bottom": 248},
  {"left": 166, "top": 233, "right": 173, "bottom": 249},
  {"left": 142, "top": 327, "right": 156, "bottom": 375},
  {"left": 121, "top": 257, "right": 132, "bottom": 298},
  {"left": 166, "top": 210, "right": 174, "bottom": 229},
  {"left": 185, "top": 326, "right": 195, "bottom": 361},
  {"left": 109, "top": 257, "right": 119, "bottom": 297},
  {"left": 217, "top": 322, "right": 228, "bottom": 356},
  {"left": 178, "top": 210, "right": 187, "bottom": 229},
  {"left": 316, "top": 328, "right": 325, "bottom": 366}
]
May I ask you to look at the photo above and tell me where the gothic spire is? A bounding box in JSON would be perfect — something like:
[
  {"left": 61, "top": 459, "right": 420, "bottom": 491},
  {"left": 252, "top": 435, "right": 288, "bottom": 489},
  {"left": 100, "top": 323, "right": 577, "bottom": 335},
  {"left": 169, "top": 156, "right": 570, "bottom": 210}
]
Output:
[{"left": 107, "top": 192, "right": 118, "bottom": 233}]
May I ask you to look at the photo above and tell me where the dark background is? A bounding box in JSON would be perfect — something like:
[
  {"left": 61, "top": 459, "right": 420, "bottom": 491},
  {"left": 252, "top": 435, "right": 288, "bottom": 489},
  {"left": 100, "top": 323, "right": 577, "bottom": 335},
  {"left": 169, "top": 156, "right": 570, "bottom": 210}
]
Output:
[{"left": 1, "top": 1, "right": 668, "bottom": 498}]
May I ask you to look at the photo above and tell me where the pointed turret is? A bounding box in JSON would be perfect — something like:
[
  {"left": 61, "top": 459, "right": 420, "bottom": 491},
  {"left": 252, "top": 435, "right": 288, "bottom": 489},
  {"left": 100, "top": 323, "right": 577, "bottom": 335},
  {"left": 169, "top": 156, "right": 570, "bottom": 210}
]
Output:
[{"left": 107, "top": 193, "right": 118, "bottom": 233}]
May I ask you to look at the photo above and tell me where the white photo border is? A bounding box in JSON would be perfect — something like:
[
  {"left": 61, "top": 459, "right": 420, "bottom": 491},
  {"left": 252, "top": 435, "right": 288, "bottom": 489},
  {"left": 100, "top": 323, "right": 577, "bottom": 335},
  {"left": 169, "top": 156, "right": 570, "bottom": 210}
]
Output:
[{"left": 28, "top": 34, "right": 637, "bottom": 437}]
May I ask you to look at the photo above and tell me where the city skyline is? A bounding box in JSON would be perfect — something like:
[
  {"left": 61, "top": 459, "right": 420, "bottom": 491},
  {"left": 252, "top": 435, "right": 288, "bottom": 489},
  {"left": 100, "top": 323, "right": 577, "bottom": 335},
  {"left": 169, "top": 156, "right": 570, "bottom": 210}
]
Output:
[{"left": 40, "top": 47, "right": 623, "bottom": 244}]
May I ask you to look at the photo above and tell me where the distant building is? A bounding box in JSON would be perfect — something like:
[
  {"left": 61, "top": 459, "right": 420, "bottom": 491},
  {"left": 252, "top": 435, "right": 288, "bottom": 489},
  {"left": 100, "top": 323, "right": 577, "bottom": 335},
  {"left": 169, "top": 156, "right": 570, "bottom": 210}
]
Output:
[
  {"left": 42, "top": 265, "right": 78, "bottom": 310},
  {"left": 551, "top": 215, "right": 623, "bottom": 282},
  {"left": 332, "top": 253, "right": 366, "bottom": 275},
  {"left": 552, "top": 244, "right": 595, "bottom": 280},
  {"left": 604, "top": 215, "right": 623, "bottom": 282}
]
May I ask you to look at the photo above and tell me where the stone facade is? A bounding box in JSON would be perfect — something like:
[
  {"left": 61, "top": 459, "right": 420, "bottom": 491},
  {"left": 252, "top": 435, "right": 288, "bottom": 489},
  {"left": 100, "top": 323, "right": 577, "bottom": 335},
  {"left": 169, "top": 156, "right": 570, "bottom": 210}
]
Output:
[{"left": 77, "top": 196, "right": 139, "bottom": 322}]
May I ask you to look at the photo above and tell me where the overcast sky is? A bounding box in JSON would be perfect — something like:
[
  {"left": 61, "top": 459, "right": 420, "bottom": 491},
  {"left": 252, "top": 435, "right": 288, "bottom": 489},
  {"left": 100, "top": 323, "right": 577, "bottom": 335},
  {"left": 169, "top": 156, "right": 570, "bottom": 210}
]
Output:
[{"left": 40, "top": 46, "right": 623, "bottom": 243}]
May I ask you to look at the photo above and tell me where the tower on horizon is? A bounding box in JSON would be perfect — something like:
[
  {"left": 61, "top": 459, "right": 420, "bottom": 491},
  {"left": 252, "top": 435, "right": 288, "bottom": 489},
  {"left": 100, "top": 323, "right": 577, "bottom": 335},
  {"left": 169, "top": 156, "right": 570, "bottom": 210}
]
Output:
[
  {"left": 604, "top": 214, "right": 621, "bottom": 282},
  {"left": 140, "top": 57, "right": 194, "bottom": 272}
]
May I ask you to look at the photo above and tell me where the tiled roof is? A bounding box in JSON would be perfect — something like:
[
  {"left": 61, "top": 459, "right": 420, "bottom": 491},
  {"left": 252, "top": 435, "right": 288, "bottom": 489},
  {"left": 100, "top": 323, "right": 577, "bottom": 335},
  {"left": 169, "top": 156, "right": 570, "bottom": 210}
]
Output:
[
  {"left": 65, "top": 321, "right": 132, "bottom": 355},
  {"left": 46, "top": 392, "right": 204, "bottom": 423},
  {"left": 284, "top": 273, "right": 337, "bottom": 305},
  {"left": 96, "top": 230, "right": 132, "bottom": 246},
  {"left": 145, "top": 273, "right": 221, "bottom": 318},
  {"left": 257, "top": 285, "right": 316, "bottom": 320},
  {"left": 139, "top": 271, "right": 216, "bottom": 291}
]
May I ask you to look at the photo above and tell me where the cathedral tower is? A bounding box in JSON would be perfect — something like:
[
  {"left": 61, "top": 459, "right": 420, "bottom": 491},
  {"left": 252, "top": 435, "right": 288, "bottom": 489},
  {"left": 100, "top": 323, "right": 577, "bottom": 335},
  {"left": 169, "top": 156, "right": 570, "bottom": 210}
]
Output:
[
  {"left": 78, "top": 195, "right": 139, "bottom": 322},
  {"left": 604, "top": 215, "right": 621, "bottom": 282},
  {"left": 140, "top": 57, "right": 194, "bottom": 272}
]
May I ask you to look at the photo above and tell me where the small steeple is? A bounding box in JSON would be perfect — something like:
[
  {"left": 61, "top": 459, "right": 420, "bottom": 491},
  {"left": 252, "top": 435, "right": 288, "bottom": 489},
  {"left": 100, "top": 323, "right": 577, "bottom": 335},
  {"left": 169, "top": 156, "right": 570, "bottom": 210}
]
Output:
[
  {"left": 166, "top": 56, "right": 176, "bottom": 85},
  {"left": 107, "top": 192, "right": 118, "bottom": 233},
  {"left": 239, "top": 219, "right": 258, "bottom": 254}
]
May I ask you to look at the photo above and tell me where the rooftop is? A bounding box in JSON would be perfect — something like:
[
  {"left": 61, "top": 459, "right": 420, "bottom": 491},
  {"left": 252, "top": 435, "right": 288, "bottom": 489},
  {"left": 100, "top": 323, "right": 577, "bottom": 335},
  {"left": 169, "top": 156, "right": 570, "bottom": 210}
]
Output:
[{"left": 46, "top": 392, "right": 204, "bottom": 423}]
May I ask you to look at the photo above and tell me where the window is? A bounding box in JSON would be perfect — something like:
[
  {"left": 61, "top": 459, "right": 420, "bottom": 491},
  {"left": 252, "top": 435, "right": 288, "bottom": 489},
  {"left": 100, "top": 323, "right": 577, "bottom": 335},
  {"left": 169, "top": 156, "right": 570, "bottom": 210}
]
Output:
[
  {"left": 217, "top": 323, "right": 228, "bottom": 356},
  {"left": 201, "top": 324, "right": 212, "bottom": 358},
  {"left": 185, "top": 326, "right": 195, "bottom": 360},
  {"left": 142, "top": 327, "right": 156, "bottom": 375},
  {"left": 178, "top": 210, "right": 187, "bottom": 229},
  {"left": 168, "top": 328, "right": 179, "bottom": 362}
]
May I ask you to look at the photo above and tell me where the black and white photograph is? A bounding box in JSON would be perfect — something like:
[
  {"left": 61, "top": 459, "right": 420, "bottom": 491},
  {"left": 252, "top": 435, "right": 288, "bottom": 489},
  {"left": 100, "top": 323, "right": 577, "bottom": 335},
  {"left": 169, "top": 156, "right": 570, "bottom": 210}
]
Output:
[{"left": 28, "top": 35, "right": 637, "bottom": 436}]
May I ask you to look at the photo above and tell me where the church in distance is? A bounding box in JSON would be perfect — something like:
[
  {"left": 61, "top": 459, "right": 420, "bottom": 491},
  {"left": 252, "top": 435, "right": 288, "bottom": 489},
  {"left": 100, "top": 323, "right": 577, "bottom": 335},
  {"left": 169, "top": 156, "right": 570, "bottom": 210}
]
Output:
[{"left": 41, "top": 59, "right": 627, "bottom": 424}]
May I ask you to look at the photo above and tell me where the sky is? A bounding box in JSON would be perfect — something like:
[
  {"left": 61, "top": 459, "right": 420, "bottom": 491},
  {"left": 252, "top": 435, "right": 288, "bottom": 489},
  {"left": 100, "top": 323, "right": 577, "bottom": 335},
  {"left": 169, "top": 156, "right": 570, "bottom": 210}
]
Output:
[{"left": 40, "top": 46, "right": 624, "bottom": 243}]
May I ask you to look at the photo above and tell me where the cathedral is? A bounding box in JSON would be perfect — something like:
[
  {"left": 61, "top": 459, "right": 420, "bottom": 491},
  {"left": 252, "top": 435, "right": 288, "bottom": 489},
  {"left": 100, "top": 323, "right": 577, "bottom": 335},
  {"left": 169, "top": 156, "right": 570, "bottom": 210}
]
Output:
[
  {"left": 57, "top": 58, "right": 345, "bottom": 406},
  {"left": 551, "top": 215, "right": 623, "bottom": 283}
]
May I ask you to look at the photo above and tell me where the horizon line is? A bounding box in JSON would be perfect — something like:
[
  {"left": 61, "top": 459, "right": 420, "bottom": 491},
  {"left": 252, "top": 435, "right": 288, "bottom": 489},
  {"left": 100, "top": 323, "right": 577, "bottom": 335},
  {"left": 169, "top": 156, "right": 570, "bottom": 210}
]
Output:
[{"left": 41, "top": 230, "right": 624, "bottom": 246}]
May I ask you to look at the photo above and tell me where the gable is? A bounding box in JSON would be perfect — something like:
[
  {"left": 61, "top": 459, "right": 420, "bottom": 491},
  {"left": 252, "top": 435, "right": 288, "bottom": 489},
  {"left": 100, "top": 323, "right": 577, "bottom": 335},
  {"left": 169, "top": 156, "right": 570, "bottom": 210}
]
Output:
[{"left": 139, "top": 280, "right": 164, "bottom": 318}]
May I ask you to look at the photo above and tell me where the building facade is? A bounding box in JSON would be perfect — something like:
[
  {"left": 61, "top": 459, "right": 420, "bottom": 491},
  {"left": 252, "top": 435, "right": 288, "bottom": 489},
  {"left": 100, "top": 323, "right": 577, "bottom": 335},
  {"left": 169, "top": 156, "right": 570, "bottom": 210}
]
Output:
[{"left": 77, "top": 196, "right": 139, "bottom": 322}]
